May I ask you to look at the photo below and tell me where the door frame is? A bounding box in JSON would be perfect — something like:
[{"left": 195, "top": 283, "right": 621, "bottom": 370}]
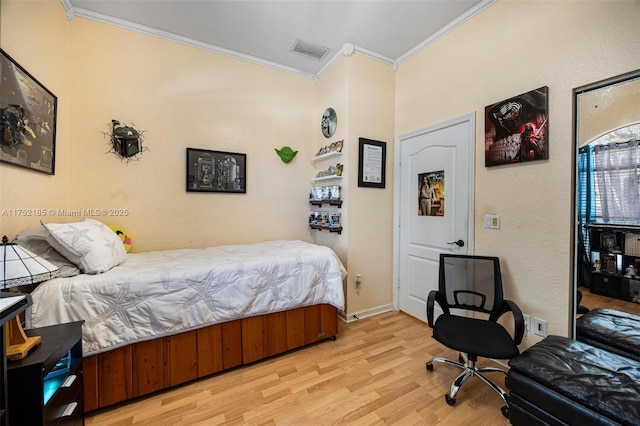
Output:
[{"left": 393, "top": 112, "right": 476, "bottom": 311}]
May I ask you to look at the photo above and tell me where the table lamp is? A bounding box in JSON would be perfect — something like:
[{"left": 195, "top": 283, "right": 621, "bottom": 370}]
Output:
[{"left": 1, "top": 235, "right": 59, "bottom": 360}]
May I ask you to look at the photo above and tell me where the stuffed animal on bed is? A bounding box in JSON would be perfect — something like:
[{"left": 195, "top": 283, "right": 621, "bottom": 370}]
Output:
[{"left": 108, "top": 225, "right": 132, "bottom": 252}]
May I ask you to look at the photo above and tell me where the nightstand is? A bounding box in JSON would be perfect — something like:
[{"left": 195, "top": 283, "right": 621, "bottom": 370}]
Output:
[
  {"left": 0, "top": 292, "right": 32, "bottom": 426},
  {"left": 7, "top": 321, "right": 84, "bottom": 426}
]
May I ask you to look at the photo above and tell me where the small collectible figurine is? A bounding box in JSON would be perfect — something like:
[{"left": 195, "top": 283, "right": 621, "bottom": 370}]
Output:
[
  {"left": 593, "top": 259, "right": 601, "bottom": 272},
  {"left": 625, "top": 264, "right": 637, "bottom": 278}
]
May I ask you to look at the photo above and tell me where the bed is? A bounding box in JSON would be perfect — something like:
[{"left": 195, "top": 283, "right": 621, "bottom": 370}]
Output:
[{"left": 15, "top": 220, "right": 346, "bottom": 411}]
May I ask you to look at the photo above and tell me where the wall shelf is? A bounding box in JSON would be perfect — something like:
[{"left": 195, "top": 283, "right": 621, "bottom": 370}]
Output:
[
  {"left": 586, "top": 223, "right": 640, "bottom": 303},
  {"left": 312, "top": 151, "right": 343, "bottom": 162},
  {"left": 310, "top": 225, "right": 342, "bottom": 234},
  {"left": 312, "top": 175, "right": 343, "bottom": 183},
  {"left": 310, "top": 146, "right": 344, "bottom": 235},
  {"left": 310, "top": 200, "right": 342, "bottom": 208}
]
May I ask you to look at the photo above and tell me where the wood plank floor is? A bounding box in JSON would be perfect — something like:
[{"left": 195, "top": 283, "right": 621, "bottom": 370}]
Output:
[
  {"left": 86, "top": 311, "right": 511, "bottom": 426},
  {"left": 580, "top": 286, "right": 640, "bottom": 316}
]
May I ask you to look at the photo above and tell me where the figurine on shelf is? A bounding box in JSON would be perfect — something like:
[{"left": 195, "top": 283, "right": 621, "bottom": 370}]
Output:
[
  {"left": 625, "top": 264, "right": 637, "bottom": 278},
  {"left": 315, "top": 140, "right": 344, "bottom": 157},
  {"left": 593, "top": 259, "right": 601, "bottom": 272}
]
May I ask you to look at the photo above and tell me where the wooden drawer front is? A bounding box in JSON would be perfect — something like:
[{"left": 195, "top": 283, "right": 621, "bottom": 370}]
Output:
[
  {"left": 242, "top": 316, "right": 264, "bottom": 364},
  {"left": 222, "top": 320, "right": 242, "bottom": 369},
  {"left": 98, "top": 345, "right": 133, "bottom": 408},
  {"left": 165, "top": 330, "right": 198, "bottom": 387},
  {"left": 320, "top": 304, "right": 338, "bottom": 338},
  {"left": 133, "top": 338, "right": 164, "bottom": 397},
  {"left": 44, "top": 362, "right": 83, "bottom": 425},
  {"left": 264, "top": 311, "right": 288, "bottom": 357},
  {"left": 286, "top": 308, "right": 305, "bottom": 350},
  {"left": 197, "top": 324, "right": 223, "bottom": 377},
  {"left": 304, "top": 305, "right": 322, "bottom": 344}
]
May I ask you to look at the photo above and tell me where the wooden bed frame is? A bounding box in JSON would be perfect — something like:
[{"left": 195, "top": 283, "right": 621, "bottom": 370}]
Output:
[{"left": 82, "top": 304, "right": 338, "bottom": 412}]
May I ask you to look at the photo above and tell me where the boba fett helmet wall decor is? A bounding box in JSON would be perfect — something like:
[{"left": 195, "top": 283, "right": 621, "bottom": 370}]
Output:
[{"left": 109, "top": 119, "right": 146, "bottom": 161}]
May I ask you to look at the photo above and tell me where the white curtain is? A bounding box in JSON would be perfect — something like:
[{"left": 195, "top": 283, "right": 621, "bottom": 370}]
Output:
[{"left": 594, "top": 139, "right": 640, "bottom": 221}]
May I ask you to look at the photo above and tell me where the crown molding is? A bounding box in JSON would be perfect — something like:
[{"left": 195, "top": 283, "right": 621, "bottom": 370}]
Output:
[
  {"left": 61, "top": 0, "right": 494, "bottom": 81},
  {"left": 397, "top": 0, "right": 495, "bottom": 65},
  {"left": 62, "top": 4, "right": 316, "bottom": 80}
]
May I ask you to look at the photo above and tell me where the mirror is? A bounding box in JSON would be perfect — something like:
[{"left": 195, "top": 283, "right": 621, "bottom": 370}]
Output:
[{"left": 573, "top": 69, "right": 640, "bottom": 332}]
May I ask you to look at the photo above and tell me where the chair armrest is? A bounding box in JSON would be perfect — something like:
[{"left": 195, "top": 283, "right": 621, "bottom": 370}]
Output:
[
  {"left": 427, "top": 290, "right": 448, "bottom": 328},
  {"left": 492, "top": 299, "right": 525, "bottom": 345}
]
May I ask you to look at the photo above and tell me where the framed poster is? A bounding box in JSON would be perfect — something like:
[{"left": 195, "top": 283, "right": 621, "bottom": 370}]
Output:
[
  {"left": 0, "top": 49, "right": 57, "bottom": 174},
  {"left": 418, "top": 170, "right": 445, "bottom": 216},
  {"left": 186, "top": 148, "right": 246, "bottom": 193},
  {"left": 484, "top": 86, "right": 548, "bottom": 167},
  {"left": 358, "top": 138, "right": 386, "bottom": 188}
]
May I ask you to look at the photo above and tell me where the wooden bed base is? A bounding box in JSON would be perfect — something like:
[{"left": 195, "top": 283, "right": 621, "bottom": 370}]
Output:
[{"left": 82, "top": 304, "right": 338, "bottom": 412}]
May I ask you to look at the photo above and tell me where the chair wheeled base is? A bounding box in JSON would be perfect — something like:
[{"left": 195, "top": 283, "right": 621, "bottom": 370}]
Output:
[{"left": 426, "top": 351, "right": 510, "bottom": 418}]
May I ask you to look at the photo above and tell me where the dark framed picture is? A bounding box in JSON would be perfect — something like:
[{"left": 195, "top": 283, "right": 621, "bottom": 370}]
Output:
[
  {"left": 0, "top": 49, "right": 57, "bottom": 174},
  {"left": 186, "top": 148, "right": 246, "bottom": 193},
  {"left": 484, "top": 86, "right": 548, "bottom": 167},
  {"left": 358, "top": 138, "right": 386, "bottom": 188},
  {"left": 600, "top": 232, "right": 616, "bottom": 252}
]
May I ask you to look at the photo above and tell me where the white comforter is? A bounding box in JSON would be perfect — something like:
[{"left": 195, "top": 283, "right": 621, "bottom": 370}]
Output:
[{"left": 30, "top": 240, "right": 346, "bottom": 355}]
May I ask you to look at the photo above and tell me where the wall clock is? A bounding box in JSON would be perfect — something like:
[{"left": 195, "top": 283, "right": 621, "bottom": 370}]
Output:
[{"left": 321, "top": 108, "right": 337, "bottom": 138}]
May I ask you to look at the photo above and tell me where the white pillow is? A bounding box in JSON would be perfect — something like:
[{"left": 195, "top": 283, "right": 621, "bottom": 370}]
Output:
[
  {"left": 13, "top": 226, "right": 80, "bottom": 278},
  {"left": 42, "top": 219, "right": 127, "bottom": 274}
]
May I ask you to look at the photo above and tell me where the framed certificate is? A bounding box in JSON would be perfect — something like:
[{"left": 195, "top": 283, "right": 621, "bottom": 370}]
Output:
[{"left": 358, "top": 138, "right": 386, "bottom": 188}]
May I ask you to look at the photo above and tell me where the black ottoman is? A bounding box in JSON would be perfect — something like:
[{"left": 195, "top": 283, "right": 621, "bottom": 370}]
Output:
[
  {"left": 507, "top": 335, "right": 640, "bottom": 426},
  {"left": 576, "top": 308, "right": 640, "bottom": 362}
]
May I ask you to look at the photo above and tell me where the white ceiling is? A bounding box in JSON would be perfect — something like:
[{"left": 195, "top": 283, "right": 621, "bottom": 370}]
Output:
[{"left": 61, "top": 0, "right": 493, "bottom": 79}]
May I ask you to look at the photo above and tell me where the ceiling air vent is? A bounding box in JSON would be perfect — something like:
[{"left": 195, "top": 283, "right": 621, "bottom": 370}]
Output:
[{"left": 290, "top": 39, "right": 330, "bottom": 61}]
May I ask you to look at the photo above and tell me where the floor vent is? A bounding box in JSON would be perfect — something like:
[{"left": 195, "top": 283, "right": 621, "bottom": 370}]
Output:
[{"left": 290, "top": 39, "right": 330, "bottom": 61}]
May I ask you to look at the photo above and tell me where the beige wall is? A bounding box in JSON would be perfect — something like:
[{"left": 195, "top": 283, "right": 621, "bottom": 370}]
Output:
[
  {"left": 344, "top": 55, "right": 395, "bottom": 318},
  {"left": 1, "top": 1, "right": 318, "bottom": 253},
  {"left": 0, "top": 0, "right": 396, "bottom": 322},
  {"left": 313, "top": 54, "right": 396, "bottom": 318},
  {"left": 0, "top": 0, "right": 72, "bottom": 235},
  {"left": 395, "top": 0, "right": 640, "bottom": 347},
  {"left": 65, "top": 18, "right": 319, "bottom": 251}
]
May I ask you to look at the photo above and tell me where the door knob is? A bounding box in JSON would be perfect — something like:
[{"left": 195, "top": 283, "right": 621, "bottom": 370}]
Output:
[{"left": 447, "top": 240, "right": 465, "bottom": 247}]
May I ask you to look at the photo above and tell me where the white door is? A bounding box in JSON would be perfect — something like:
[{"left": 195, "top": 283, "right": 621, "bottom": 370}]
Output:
[{"left": 397, "top": 113, "right": 475, "bottom": 322}]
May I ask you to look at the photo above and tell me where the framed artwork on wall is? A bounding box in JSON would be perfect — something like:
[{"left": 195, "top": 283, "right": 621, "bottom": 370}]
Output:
[
  {"left": 484, "top": 86, "right": 549, "bottom": 167},
  {"left": 186, "top": 148, "right": 246, "bottom": 193},
  {"left": 358, "top": 138, "right": 386, "bottom": 188},
  {"left": 0, "top": 49, "right": 57, "bottom": 175}
]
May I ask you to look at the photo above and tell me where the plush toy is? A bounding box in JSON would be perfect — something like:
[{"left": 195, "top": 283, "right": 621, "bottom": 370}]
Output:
[{"left": 109, "top": 225, "right": 133, "bottom": 252}]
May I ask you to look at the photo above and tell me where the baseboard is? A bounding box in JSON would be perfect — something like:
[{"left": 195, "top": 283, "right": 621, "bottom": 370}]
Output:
[{"left": 339, "top": 304, "right": 395, "bottom": 323}]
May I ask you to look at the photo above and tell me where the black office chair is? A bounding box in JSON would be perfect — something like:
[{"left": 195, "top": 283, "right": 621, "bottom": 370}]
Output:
[{"left": 426, "top": 254, "right": 524, "bottom": 418}]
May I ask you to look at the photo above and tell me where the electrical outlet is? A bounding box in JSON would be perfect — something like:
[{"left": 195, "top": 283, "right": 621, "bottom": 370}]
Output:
[
  {"left": 523, "top": 314, "right": 531, "bottom": 331},
  {"left": 534, "top": 318, "right": 548, "bottom": 337},
  {"left": 484, "top": 214, "right": 501, "bottom": 229}
]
